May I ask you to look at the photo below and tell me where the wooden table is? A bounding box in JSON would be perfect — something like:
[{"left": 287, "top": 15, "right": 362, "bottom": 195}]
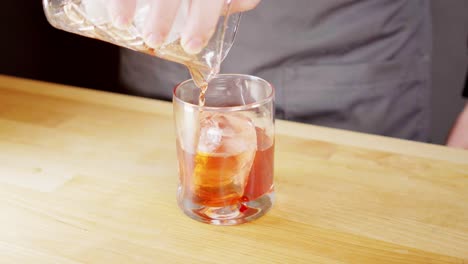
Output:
[{"left": 1, "top": 75, "right": 467, "bottom": 263}]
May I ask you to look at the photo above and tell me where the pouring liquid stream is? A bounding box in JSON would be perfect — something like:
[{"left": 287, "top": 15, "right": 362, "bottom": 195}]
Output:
[
  {"left": 186, "top": 64, "right": 209, "bottom": 107},
  {"left": 192, "top": 0, "right": 232, "bottom": 108}
]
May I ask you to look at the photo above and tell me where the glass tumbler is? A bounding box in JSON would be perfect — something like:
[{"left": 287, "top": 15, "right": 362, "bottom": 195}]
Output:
[{"left": 173, "top": 74, "right": 275, "bottom": 225}]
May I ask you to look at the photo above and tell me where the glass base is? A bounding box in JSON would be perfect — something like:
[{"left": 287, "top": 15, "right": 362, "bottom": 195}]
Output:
[{"left": 178, "top": 189, "right": 274, "bottom": 226}]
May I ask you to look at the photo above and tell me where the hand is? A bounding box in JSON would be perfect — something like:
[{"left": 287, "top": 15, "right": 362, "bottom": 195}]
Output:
[
  {"left": 107, "top": 0, "right": 261, "bottom": 54},
  {"left": 447, "top": 102, "right": 468, "bottom": 149}
]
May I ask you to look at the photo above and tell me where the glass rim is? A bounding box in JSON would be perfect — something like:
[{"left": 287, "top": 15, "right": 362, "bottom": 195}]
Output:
[{"left": 173, "top": 74, "right": 275, "bottom": 112}]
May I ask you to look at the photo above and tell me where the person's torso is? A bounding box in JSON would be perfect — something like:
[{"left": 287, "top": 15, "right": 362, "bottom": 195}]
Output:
[{"left": 120, "top": 0, "right": 432, "bottom": 141}]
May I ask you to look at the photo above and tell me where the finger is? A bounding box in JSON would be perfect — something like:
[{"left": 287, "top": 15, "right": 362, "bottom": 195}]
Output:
[
  {"left": 446, "top": 104, "right": 468, "bottom": 149},
  {"left": 143, "top": 0, "right": 182, "bottom": 49},
  {"left": 230, "top": 0, "right": 261, "bottom": 13},
  {"left": 181, "top": 0, "right": 225, "bottom": 55},
  {"left": 107, "top": 0, "right": 137, "bottom": 29}
]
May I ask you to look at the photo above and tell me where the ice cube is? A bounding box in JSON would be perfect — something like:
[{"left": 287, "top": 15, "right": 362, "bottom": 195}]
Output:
[
  {"left": 197, "top": 112, "right": 257, "bottom": 155},
  {"left": 133, "top": 0, "right": 189, "bottom": 45},
  {"left": 192, "top": 112, "right": 258, "bottom": 206},
  {"left": 82, "top": 0, "right": 109, "bottom": 23}
]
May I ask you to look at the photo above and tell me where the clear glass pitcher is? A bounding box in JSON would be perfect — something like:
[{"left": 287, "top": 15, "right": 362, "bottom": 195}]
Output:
[{"left": 42, "top": 0, "right": 242, "bottom": 86}]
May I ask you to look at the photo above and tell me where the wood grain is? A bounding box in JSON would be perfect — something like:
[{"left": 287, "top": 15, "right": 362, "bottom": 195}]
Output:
[{"left": 0, "top": 75, "right": 467, "bottom": 263}]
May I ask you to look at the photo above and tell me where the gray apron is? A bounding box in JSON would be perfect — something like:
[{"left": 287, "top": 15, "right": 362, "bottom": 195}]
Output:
[{"left": 120, "top": 0, "right": 432, "bottom": 141}]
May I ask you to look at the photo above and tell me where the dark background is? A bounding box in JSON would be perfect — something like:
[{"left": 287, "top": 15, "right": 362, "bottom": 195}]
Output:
[
  {"left": 1, "top": 1, "right": 467, "bottom": 144},
  {"left": 0, "top": 1, "right": 119, "bottom": 92}
]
